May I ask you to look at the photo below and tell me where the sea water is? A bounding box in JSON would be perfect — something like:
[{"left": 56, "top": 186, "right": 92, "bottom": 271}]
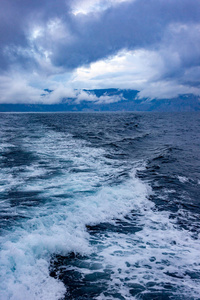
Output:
[{"left": 0, "top": 112, "right": 200, "bottom": 300}]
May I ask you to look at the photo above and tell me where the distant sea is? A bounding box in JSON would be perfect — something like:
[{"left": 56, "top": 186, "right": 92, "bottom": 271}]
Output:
[{"left": 0, "top": 112, "right": 200, "bottom": 300}]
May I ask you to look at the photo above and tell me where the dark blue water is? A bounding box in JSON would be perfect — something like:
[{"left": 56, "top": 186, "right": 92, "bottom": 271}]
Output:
[{"left": 0, "top": 112, "right": 200, "bottom": 300}]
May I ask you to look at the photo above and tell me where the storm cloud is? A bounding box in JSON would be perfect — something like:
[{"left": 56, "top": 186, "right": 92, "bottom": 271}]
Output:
[{"left": 0, "top": 0, "right": 200, "bottom": 102}]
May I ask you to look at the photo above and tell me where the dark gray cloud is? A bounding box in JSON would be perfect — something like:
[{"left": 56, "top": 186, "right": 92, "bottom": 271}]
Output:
[
  {"left": 0, "top": 0, "right": 71, "bottom": 69},
  {"left": 157, "top": 23, "right": 200, "bottom": 86},
  {"left": 49, "top": 0, "right": 200, "bottom": 71},
  {"left": 1, "top": 0, "right": 200, "bottom": 69},
  {"left": 0, "top": 0, "right": 200, "bottom": 99}
]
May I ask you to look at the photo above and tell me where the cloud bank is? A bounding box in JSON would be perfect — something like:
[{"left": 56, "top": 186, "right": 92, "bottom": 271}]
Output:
[{"left": 0, "top": 0, "right": 200, "bottom": 103}]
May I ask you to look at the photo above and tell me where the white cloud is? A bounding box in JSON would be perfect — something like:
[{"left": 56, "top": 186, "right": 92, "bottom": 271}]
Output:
[
  {"left": 0, "top": 71, "right": 78, "bottom": 104},
  {"left": 0, "top": 75, "right": 42, "bottom": 104},
  {"left": 75, "top": 90, "right": 124, "bottom": 104},
  {"left": 71, "top": 0, "right": 134, "bottom": 15},
  {"left": 42, "top": 85, "right": 76, "bottom": 104},
  {"left": 75, "top": 90, "right": 98, "bottom": 103},
  {"left": 0, "top": 72, "right": 125, "bottom": 105},
  {"left": 96, "top": 94, "right": 124, "bottom": 104},
  {"left": 70, "top": 49, "right": 164, "bottom": 91},
  {"left": 138, "top": 81, "right": 200, "bottom": 99}
]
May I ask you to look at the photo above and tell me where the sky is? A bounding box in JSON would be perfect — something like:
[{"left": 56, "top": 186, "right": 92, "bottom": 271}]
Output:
[{"left": 0, "top": 0, "right": 200, "bottom": 104}]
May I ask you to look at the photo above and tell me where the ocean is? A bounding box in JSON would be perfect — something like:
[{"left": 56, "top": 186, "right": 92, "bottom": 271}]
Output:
[{"left": 0, "top": 112, "right": 200, "bottom": 300}]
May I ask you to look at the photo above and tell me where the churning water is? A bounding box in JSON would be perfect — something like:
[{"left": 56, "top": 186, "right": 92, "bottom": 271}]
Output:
[{"left": 0, "top": 112, "right": 200, "bottom": 300}]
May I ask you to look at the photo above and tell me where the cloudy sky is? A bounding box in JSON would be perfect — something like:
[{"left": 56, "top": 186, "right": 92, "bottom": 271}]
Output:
[{"left": 0, "top": 0, "right": 200, "bottom": 104}]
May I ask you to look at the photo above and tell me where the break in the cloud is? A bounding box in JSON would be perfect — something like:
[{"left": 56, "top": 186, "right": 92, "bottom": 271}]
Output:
[{"left": 0, "top": 0, "right": 200, "bottom": 104}]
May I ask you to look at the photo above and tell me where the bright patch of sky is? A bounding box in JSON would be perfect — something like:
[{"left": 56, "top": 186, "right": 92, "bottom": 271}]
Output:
[
  {"left": 70, "top": 49, "right": 200, "bottom": 98},
  {"left": 71, "top": 0, "right": 134, "bottom": 15},
  {"left": 71, "top": 50, "right": 161, "bottom": 89}
]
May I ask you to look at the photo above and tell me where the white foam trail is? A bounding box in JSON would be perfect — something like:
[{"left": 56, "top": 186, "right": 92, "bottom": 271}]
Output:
[{"left": 0, "top": 128, "right": 150, "bottom": 299}]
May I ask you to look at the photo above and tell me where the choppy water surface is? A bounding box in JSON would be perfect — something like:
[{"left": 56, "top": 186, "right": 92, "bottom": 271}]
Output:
[{"left": 0, "top": 112, "right": 200, "bottom": 300}]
